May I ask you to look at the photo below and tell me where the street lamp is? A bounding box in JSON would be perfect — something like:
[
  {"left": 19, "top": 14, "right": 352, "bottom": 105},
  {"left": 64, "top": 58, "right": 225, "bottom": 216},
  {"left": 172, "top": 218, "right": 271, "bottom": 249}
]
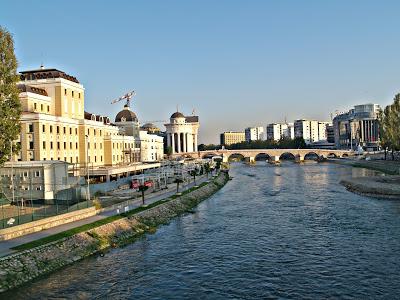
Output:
[{"left": 85, "top": 135, "right": 90, "bottom": 204}]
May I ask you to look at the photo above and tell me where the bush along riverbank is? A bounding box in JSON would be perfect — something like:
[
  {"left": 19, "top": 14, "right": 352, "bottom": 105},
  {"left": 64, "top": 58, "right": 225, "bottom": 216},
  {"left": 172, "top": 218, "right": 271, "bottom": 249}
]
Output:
[{"left": 0, "top": 172, "right": 229, "bottom": 293}]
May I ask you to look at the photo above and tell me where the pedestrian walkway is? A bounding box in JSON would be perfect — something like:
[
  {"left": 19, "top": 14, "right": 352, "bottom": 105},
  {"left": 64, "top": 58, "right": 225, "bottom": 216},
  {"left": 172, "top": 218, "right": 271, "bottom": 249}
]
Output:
[{"left": 0, "top": 175, "right": 210, "bottom": 257}]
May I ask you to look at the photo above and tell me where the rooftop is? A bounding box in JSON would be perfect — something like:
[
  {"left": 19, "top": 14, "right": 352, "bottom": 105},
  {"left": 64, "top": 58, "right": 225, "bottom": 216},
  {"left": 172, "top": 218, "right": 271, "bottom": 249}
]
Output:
[{"left": 20, "top": 68, "right": 80, "bottom": 84}]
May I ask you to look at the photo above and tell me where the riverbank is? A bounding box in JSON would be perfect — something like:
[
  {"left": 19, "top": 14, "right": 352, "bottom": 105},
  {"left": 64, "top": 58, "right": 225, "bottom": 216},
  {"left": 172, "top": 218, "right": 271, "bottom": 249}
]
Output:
[
  {"left": 0, "top": 172, "right": 229, "bottom": 293},
  {"left": 332, "top": 159, "right": 400, "bottom": 199}
]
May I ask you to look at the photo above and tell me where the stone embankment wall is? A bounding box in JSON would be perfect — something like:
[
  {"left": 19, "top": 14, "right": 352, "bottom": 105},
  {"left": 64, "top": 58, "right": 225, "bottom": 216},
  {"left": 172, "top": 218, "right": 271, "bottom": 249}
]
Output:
[{"left": 0, "top": 173, "right": 228, "bottom": 293}]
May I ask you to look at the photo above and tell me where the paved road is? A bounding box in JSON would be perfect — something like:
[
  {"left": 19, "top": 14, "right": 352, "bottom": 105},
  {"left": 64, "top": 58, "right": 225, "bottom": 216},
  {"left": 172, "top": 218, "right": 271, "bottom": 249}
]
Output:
[{"left": 0, "top": 175, "right": 210, "bottom": 257}]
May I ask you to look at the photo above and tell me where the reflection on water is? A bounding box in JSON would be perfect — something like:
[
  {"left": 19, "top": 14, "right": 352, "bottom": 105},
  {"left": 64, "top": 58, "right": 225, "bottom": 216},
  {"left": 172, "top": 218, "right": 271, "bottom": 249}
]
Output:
[{"left": 4, "top": 162, "right": 400, "bottom": 300}]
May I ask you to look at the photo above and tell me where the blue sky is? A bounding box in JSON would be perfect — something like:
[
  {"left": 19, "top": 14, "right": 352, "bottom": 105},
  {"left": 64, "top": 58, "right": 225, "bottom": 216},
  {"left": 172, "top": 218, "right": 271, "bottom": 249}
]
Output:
[{"left": 2, "top": 0, "right": 400, "bottom": 143}]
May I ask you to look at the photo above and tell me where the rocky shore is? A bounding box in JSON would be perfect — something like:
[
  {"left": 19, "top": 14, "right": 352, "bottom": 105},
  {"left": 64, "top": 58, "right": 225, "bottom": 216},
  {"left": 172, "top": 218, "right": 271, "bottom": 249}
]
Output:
[
  {"left": 333, "top": 159, "right": 400, "bottom": 199},
  {"left": 0, "top": 172, "right": 229, "bottom": 293},
  {"left": 340, "top": 176, "right": 400, "bottom": 200}
]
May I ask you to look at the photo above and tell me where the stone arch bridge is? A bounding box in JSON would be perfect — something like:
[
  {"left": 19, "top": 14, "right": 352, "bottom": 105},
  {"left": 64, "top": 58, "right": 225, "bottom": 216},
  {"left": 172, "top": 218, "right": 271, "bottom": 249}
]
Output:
[{"left": 172, "top": 149, "right": 353, "bottom": 163}]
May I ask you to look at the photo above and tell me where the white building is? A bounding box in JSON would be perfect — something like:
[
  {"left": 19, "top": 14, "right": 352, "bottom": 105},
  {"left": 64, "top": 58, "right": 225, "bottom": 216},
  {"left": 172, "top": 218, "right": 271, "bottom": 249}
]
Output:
[
  {"left": 138, "top": 131, "right": 164, "bottom": 162},
  {"left": 282, "top": 123, "right": 294, "bottom": 139},
  {"left": 245, "top": 127, "right": 264, "bottom": 142},
  {"left": 294, "top": 119, "right": 331, "bottom": 144},
  {"left": 266, "top": 123, "right": 294, "bottom": 141},
  {"left": 0, "top": 161, "right": 76, "bottom": 201},
  {"left": 165, "top": 111, "right": 200, "bottom": 154},
  {"left": 114, "top": 105, "right": 164, "bottom": 163}
]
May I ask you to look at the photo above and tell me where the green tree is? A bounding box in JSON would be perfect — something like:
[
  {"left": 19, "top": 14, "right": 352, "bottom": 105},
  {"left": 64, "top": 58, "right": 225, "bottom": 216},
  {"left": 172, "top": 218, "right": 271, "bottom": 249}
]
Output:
[
  {"left": 379, "top": 93, "right": 400, "bottom": 160},
  {"left": 189, "top": 168, "right": 198, "bottom": 185},
  {"left": 174, "top": 177, "right": 183, "bottom": 193},
  {"left": 204, "top": 162, "right": 211, "bottom": 178},
  {"left": 138, "top": 184, "right": 149, "bottom": 205},
  {"left": 0, "top": 27, "right": 22, "bottom": 166}
]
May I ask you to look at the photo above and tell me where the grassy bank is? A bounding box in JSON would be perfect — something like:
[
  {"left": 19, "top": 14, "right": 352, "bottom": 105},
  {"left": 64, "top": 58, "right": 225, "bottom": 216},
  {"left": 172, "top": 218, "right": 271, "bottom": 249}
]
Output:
[
  {"left": 331, "top": 158, "right": 400, "bottom": 175},
  {"left": 11, "top": 174, "right": 225, "bottom": 252}
]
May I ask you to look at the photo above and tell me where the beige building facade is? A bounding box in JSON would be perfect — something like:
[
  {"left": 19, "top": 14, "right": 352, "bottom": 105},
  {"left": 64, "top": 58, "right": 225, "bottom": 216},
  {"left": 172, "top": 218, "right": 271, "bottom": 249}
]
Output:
[
  {"left": 220, "top": 131, "right": 246, "bottom": 146},
  {"left": 13, "top": 67, "right": 163, "bottom": 173}
]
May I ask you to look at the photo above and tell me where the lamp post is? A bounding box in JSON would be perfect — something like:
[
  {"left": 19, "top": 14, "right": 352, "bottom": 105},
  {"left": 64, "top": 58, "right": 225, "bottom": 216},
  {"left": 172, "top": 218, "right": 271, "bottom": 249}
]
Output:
[
  {"left": 10, "top": 141, "right": 15, "bottom": 204},
  {"left": 85, "top": 135, "right": 90, "bottom": 205}
]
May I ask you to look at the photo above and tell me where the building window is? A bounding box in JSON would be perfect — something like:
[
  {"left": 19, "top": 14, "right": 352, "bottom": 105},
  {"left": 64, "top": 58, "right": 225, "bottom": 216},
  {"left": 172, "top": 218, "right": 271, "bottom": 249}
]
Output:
[
  {"left": 34, "top": 103, "right": 37, "bottom": 110},
  {"left": 50, "top": 142, "right": 53, "bottom": 149},
  {"left": 88, "top": 143, "right": 90, "bottom": 149},
  {"left": 29, "top": 141, "right": 34, "bottom": 150},
  {"left": 76, "top": 142, "right": 78, "bottom": 148},
  {"left": 57, "top": 142, "right": 60, "bottom": 150},
  {"left": 101, "top": 156, "right": 103, "bottom": 162},
  {"left": 36, "top": 186, "right": 42, "bottom": 191},
  {"left": 28, "top": 124, "right": 34, "bottom": 133},
  {"left": 100, "top": 143, "right": 102, "bottom": 150},
  {"left": 94, "top": 143, "right": 96, "bottom": 149},
  {"left": 42, "top": 125, "right": 45, "bottom": 132},
  {"left": 47, "top": 105, "right": 50, "bottom": 112},
  {"left": 43, "top": 141, "right": 46, "bottom": 149},
  {"left": 76, "top": 157, "right": 78, "bottom": 163},
  {"left": 95, "top": 156, "right": 97, "bottom": 162},
  {"left": 50, "top": 125, "right": 53, "bottom": 133},
  {"left": 64, "top": 142, "right": 66, "bottom": 149},
  {"left": 63, "top": 127, "right": 66, "bottom": 134},
  {"left": 78, "top": 93, "right": 81, "bottom": 99},
  {"left": 94, "top": 129, "right": 96, "bottom": 136},
  {"left": 64, "top": 88, "right": 67, "bottom": 95},
  {"left": 40, "top": 104, "right": 43, "bottom": 111},
  {"left": 72, "top": 91, "right": 74, "bottom": 98},
  {"left": 70, "top": 128, "right": 72, "bottom": 134},
  {"left": 75, "top": 128, "right": 78, "bottom": 135},
  {"left": 57, "top": 126, "right": 59, "bottom": 134},
  {"left": 100, "top": 130, "right": 102, "bottom": 136},
  {"left": 35, "top": 171, "right": 40, "bottom": 177},
  {"left": 70, "top": 142, "right": 72, "bottom": 149}
]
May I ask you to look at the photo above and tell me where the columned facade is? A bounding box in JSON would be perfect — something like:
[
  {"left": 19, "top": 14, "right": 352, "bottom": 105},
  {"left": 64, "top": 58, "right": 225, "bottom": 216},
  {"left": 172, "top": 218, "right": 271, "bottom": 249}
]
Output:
[{"left": 165, "top": 112, "right": 200, "bottom": 154}]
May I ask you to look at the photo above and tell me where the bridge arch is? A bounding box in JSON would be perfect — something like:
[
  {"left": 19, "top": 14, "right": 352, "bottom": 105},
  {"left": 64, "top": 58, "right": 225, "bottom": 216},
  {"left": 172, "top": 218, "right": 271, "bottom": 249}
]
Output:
[
  {"left": 255, "top": 153, "right": 271, "bottom": 161},
  {"left": 341, "top": 153, "right": 349, "bottom": 158},
  {"left": 228, "top": 153, "right": 245, "bottom": 162},
  {"left": 304, "top": 152, "right": 320, "bottom": 161},
  {"left": 327, "top": 153, "right": 338, "bottom": 158},
  {"left": 279, "top": 152, "right": 296, "bottom": 160}
]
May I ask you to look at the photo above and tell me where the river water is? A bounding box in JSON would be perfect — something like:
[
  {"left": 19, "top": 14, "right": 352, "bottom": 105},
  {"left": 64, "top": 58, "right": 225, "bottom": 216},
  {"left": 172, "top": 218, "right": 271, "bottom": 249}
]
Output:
[{"left": 4, "top": 162, "right": 400, "bottom": 299}]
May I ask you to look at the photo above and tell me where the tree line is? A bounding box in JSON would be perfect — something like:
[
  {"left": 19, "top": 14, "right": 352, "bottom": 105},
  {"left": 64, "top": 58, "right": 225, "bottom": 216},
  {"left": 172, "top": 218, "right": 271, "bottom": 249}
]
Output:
[
  {"left": 199, "top": 137, "right": 308, "bottom": 151},
  {"left": 379, "top": 93, "right": 400, "bottom": 160}
]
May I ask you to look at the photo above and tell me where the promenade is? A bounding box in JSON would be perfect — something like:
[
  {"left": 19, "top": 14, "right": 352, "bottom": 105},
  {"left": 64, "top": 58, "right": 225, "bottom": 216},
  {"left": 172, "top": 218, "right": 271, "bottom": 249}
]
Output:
[{"left": 0, "top": 174, "right": 209, "bottom": 257}]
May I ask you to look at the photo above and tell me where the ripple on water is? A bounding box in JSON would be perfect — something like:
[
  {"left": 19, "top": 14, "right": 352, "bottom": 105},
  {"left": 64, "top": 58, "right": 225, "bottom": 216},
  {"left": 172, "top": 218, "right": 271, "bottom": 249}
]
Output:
[{"left": 5, "top": 162, "right": 400, "bottom": 300}]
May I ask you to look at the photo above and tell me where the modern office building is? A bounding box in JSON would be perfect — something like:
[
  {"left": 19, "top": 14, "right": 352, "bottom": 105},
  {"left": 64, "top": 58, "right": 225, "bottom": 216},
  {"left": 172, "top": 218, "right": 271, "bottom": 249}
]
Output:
[
  {"left": 245, "top": 127, "right": 264, "bottom": 142},
  {"left": 220, "top": 131, "right": 246, "bottom": 146},
  {"left": 333, "top": 103, "right": 381, "bottom": 150}
]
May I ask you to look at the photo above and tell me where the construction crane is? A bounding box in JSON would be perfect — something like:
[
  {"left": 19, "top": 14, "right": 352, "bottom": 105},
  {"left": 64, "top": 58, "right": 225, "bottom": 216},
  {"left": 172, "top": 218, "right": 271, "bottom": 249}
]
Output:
[{"left": 110, "top": 90, "right": 136, "bottom": 108}]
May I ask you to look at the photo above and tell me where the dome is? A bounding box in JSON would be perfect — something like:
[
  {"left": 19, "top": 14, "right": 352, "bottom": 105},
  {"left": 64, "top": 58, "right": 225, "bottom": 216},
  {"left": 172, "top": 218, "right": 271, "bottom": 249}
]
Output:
[
  {"left": 115, "top": 106, "right": 138, "bottom": 123},
  {"left": 170, "top": 111, "right": 185, "bottom": 119},
  {"left": 142, "top": 123, "right": 157, "bottom": 129}
]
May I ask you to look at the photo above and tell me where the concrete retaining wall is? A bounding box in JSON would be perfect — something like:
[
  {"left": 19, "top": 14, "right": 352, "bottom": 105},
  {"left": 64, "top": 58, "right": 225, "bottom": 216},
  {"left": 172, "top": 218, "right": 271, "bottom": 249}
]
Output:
[
  {"left": 0, "top": 207, "right": 97, "bottom": 241},
  {"left": 0, "top": 173, "right": 229, "bottom": 293}
]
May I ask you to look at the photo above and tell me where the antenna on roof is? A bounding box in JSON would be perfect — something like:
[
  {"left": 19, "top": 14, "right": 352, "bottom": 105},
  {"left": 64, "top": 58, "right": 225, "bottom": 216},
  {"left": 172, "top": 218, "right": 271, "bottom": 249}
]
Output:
[
  {"left": 176, "top": 104, "right": 179, "bottom": 112},
  {"left": 40, "top": 63, "right": 44, "bottom": 70},
  {"left": 192, "top": 108, "right": 196, "bottom": 115}
]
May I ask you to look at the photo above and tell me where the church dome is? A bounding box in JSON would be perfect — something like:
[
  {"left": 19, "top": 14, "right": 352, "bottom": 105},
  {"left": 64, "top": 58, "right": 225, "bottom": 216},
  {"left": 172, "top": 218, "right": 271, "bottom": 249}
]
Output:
[
  {"left": 170, "top": 111, "right": 185, "bottom": 119},
  {"left": 115, "top": 105, "right": 138, "bottom": 123}
]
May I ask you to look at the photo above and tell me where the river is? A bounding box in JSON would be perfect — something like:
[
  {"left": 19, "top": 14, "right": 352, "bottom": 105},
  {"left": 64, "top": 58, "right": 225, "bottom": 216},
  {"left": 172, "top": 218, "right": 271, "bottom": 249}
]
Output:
[{"left": 4, "top": 162, "right": 400, "bottom": 299}]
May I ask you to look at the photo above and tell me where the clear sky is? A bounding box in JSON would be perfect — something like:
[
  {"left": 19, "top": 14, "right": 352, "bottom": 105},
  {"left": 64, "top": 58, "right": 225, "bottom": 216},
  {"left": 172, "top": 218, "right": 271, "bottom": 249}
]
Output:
[{"left": 2, "top": 0, "right": 400, "bottom": 144}]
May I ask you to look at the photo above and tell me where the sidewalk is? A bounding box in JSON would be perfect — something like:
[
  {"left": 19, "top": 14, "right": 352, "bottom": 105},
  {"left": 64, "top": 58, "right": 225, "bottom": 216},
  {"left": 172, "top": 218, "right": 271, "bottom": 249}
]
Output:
[{"left": 0, "top": 175, "right": 210, "bottom": 257}]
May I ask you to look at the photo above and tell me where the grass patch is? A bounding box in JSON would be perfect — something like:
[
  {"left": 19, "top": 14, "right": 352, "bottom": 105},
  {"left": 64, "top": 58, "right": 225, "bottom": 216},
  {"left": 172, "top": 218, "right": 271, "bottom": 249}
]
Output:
[
  {"left": 11, "top": 175, "right": 225, "bottom": 252},
  {"left": 11, "top": 215, "right": 123, "bottom": 251}
]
